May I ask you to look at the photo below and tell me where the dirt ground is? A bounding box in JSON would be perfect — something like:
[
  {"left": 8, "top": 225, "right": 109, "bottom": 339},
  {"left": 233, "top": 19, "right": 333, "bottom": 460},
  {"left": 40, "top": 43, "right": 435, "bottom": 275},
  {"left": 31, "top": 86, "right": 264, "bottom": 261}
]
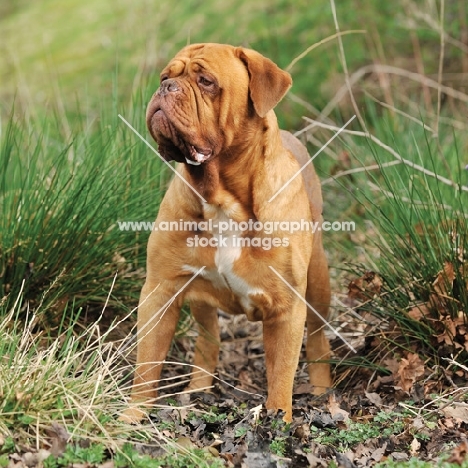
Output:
[{"left": 138, "top": 306, "right": 468, "bottom": 467}]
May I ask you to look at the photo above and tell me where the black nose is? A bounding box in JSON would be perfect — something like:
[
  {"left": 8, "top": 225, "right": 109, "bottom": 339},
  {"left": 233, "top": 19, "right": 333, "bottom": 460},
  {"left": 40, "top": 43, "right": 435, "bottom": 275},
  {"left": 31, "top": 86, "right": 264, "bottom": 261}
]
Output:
[{"left": 158, "top": 79, "right": 180, "bottom": 96}]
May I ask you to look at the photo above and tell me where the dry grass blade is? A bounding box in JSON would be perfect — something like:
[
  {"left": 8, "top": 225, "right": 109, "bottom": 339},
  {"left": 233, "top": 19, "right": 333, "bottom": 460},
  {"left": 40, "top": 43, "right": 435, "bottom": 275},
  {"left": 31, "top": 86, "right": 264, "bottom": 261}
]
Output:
[
  {"left": 303, "top": 117, "right": 468, "bottom": 193},
  {"left": 286, "top": 30, "right": 366, "bottom": 72}
]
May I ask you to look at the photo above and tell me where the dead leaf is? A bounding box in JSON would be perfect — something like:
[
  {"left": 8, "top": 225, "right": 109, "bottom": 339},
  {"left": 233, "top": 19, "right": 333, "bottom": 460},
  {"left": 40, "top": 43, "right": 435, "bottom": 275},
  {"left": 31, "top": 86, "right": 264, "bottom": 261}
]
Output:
[
  {"left": 347, "top": 271, "right": 383, "bottom": 306},
  {"left": 327, "top": 394, "right": 350, "bottom": 423},
  {"left": 294, "top": 424, "right": 311, "bottom": 440},
  {"left": 209, "top": 437, "right": 223, "bottom": 448},
  {"left": 238, "top": 369, "right": 253, "bottom": 390},
  {"left": 429, "top": 261, "right": 455, "bottom": 311},
  {"left": 412, "top": 417, "right": 425, "bottom": 430},
  {"left": 394, "top": 353, "right": 425, "bottom": 393},
  {"left": 383, "top": 358, "right": 400, "bottom": 374},
  {"left": 370, "top": 443, "right": 387, "bottom": 462},
  {"left": 405, "top": 260, "right": 467, "bottom": 353},
  {"left": 22, "top": 451, "right": 51, "bottom": 467},
  {"left": 175, "top": 437, "right": 196, "bottom": 450},
  {"left": 442, "top": 404, "right": 468, "bottom": 424},
  {"left": 442, "top": 416, "right": 455, "bottom": 429},
  {"left": 437, "top": 316, "right": 459, "bottom": 346},
  {"left": 389, "top": 452, "right": 408, "bottom": 461},
  {"left": 447, "top": 440, "right": 468, "bottom": 464},
  {"left": 206, "top": 446, "right": 219, "bottom": 457},
  {"left": 410, "top": 437, "right": 421, "bottom": 456},
  {"left": 98, "top": 462, "right": 115, "bottom": 468},
  {"left": 433, "top": 261, "right": 455, "bottom": 294},
  {"left": 354, "top": 443, "right": 372, "bottom": 459},
  {"left": 335, "top": 452, "right": 356, "bottom": 468},
  {"left": 48, "top": 422, "right": 69, "bottom": 458},
  {"left": 365, "top": 392, "right": 383, "bottom": 407},
  {"left": 232, "top": 441, "right": 248, "bottom": 466},
  {"left": 294, "top": 383, "right": 314, "bottom": 395},
  {"left": 408, "top": 303, "right": 431, "bottom": 321},
  {"left": 306, "top": 452, "right": 327, "bottom": 467}
]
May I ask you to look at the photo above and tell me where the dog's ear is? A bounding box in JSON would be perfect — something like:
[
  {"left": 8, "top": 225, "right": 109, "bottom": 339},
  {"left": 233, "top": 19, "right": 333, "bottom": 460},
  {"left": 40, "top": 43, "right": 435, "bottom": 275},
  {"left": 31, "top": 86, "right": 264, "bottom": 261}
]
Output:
[{"left": 236, "top": 47, "right": 292, "bottom": 118}]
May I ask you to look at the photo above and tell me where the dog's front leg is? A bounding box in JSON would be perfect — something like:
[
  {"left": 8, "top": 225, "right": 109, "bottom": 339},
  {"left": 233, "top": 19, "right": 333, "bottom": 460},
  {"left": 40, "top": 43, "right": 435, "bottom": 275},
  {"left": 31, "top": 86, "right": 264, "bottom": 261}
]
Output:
[
  {"left": 120, "top": 280, "right": 182, "bottom": 423},
  {"left": 263, "top": 300, "right": 307, "bottom": 422}
]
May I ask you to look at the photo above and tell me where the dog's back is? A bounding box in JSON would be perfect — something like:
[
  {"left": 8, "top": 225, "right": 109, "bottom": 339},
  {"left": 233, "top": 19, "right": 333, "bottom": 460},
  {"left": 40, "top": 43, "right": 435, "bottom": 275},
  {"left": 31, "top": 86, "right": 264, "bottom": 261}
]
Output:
[{"left": 280, "top": 130, "right": 323, "bottom": 222}]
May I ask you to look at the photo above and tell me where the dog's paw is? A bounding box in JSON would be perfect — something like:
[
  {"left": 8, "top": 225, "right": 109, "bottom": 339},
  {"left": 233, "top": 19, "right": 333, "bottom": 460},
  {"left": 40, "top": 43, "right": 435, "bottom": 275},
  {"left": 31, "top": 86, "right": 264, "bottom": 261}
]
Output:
[
  {"left": 118, "top": 407, "right": 146, "bottom": 424},
  {"left": 265, "top": 400, "right": 292, "bottom": 423},
  {"left": 311, "top": 384, "right": 332, "bottom": 396}
]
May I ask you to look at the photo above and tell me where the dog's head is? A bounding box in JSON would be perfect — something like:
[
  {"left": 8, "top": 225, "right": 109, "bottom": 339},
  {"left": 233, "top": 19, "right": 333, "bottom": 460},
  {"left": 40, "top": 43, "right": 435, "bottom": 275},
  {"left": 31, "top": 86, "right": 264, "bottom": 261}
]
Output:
[{"left": 146, "top": 43, "right": 292, "bottom": 165}]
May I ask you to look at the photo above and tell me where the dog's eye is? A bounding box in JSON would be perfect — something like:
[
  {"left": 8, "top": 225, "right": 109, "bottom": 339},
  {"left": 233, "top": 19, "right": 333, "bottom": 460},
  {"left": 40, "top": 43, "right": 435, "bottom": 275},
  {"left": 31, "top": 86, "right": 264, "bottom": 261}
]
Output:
[
  {"left": 198, "top": 76, "right": 214, "bottom": 87},
  {"left": 160, "top": 75, "right": 169, "bottom": 83}
]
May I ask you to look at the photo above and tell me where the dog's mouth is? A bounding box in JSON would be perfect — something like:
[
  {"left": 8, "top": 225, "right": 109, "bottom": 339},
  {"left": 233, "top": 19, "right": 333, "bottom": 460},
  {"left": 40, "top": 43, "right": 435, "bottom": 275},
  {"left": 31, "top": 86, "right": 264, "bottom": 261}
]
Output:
[
  {"left": 150, "top": 109, "right": 213, "bottom": 165},
  {"left": 186, "top": 145, "right": 212, "bottom": 165}
]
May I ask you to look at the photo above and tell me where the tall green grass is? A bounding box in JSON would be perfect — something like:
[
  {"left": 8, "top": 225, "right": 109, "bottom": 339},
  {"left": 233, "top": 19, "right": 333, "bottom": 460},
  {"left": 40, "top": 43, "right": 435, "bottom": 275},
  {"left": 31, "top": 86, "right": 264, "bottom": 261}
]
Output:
[
  {"left": 0, "top": 88, "right": 220, "bottom": 466},
  {"left": 0, "top": 90, "right": 170, "bottom": 320},
  {"left": 324, "top": 100, "right": 468, "bottom": 363}
]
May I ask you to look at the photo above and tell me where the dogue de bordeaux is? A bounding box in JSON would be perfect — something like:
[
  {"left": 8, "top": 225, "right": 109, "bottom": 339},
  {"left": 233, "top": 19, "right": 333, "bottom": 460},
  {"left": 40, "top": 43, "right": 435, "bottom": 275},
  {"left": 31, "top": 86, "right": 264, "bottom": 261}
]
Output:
[{"left": 121, "top": 43, "right": 331, "bottom": 423}]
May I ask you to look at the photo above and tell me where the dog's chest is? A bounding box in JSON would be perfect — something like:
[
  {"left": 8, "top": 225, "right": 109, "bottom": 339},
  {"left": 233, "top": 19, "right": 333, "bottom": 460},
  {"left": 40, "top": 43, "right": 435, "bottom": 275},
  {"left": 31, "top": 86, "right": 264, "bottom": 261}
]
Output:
[{"left": 184, "top": 203, "right": 263, "bottom": 311}]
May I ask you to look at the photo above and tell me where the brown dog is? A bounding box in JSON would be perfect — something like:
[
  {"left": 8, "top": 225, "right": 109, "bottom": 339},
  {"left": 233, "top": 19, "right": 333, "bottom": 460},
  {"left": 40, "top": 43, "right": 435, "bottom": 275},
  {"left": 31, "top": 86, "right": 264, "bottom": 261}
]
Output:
[{"left": 121, "top": 43, "right": 331, "bottom": 423}]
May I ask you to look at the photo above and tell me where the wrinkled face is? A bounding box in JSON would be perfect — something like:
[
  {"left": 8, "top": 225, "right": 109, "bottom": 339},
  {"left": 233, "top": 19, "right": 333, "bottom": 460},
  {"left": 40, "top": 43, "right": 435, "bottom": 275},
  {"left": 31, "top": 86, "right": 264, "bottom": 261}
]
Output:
[{"left": 146, "top": 43, "right": 252, "bottom": 165}]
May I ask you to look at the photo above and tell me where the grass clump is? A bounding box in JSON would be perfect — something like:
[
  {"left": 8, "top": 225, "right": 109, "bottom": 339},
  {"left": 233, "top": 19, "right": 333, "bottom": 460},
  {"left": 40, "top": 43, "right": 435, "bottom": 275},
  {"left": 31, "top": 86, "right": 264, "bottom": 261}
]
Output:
[
  {"left": 362, "top": 116, "right": 466, "bottom": 359},
  {"left": 0, "top": 289, "right": 224, "bottom": 468},
  {"left": 0, "top": 291, "right": 125, "bottom": 441},
  {"left": 0, "top": 94, "right": 169, "bottom": 322},
  {"left": 320, "top": 98, "right": 468, "bottom": 370}
]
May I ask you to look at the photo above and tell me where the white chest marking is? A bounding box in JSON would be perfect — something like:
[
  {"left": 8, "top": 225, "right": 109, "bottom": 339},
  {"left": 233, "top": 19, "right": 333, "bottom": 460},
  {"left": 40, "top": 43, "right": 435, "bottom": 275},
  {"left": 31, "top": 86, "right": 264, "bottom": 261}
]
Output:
[{"left": 183, "top": 203, "right": 263, "bottom": 310}]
